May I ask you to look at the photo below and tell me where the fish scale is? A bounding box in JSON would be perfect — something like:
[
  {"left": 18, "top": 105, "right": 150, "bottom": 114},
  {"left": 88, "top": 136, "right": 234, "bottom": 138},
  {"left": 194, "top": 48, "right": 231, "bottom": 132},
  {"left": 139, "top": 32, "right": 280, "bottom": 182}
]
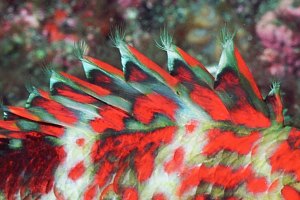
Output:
[{"left": 0, "top": 31, "right": 299, "bottom": 200}]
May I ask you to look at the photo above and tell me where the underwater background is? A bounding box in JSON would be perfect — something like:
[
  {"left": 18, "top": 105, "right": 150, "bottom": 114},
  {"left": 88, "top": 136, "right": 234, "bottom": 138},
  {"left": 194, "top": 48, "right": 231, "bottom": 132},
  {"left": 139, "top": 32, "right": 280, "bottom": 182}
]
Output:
[{"left": 0, "top": 0, "right": 299, "bottom": 127}]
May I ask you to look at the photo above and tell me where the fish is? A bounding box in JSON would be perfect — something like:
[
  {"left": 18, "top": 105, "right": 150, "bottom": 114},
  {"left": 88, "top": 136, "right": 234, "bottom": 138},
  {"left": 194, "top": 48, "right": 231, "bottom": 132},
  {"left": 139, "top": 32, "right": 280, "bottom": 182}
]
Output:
[{"left": 0, "top": 30, "right": 299, "bottom": 200}]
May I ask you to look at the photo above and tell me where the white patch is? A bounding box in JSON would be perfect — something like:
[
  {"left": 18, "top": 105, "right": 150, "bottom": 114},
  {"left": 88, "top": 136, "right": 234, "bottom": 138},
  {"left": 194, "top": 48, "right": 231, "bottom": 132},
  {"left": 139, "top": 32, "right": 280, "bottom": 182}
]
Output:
[
  {"left": 138, "top": 121, "right": 208, "bottom": 199},
  {"left": 42, "top": 125, "right": 96, "bottom": 199},
  {"left": 140, "top": 167, "right": 180, "bottom": 199}
]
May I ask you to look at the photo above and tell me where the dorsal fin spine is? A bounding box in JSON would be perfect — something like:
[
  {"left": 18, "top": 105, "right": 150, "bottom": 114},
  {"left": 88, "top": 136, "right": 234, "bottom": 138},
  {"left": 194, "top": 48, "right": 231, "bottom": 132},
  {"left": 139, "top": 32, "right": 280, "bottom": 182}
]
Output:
[
  {"left": 216, "top": 32, "right": 269, "bottom": 117},
  {"left": 266, "top": 82, "right": 284, "bottom": 124},
  {"left": 83, "top": 56, "right": 124, "bottom": 78},
  {"left": 114, "top": 35, "right": 179, "bottom": 88},
  {"left": 158, "top": 30, "right": 214, "bottom": 88}
]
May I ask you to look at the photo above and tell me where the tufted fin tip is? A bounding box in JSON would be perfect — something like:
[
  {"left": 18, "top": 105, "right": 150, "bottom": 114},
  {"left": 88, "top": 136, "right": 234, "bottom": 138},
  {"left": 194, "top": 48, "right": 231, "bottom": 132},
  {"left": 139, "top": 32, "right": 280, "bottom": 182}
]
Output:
[
  {"left": 156, "top": 28, "right": 175, "bottom": 52},
  {"left": 74, "top": 40, "right": 89, "bottom": 60},
  {"left": 266, "top": 82, "right": 284, "bottom": 124}
]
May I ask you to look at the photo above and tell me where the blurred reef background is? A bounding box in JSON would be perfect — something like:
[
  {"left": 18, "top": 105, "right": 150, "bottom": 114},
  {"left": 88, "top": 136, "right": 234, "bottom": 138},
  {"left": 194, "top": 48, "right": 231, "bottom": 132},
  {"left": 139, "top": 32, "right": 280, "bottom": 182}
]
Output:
[{"left": 0, "top": 0, "right": 299, "bottom": 127}]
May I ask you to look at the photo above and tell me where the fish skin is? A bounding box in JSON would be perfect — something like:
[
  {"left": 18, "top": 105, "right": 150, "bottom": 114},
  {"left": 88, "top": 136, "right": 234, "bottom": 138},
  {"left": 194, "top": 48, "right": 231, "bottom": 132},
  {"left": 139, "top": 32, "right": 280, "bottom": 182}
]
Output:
[{"left": 0, "top": 32, "right": 299, "bottom": 200}]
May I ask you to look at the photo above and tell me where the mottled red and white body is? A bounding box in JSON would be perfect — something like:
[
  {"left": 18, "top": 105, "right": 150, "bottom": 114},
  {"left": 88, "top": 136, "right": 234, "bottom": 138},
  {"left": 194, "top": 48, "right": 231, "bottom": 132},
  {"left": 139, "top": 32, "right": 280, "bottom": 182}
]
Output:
[{"left": 0, "top": 31, "right": 300, "bottom": 200}]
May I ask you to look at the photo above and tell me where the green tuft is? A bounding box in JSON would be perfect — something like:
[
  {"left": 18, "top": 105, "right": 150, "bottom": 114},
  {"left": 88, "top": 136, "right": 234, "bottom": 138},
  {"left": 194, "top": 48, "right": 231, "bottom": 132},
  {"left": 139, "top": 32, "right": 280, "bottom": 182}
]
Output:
[
  {"left": 109, "top": 26, "right": 132, "bottom": 66},
  {"left": 220, "top": 27, "right": 236, "bottom": 49},
  {"left": 216, "top": 27, "right": 237, "bottom": 79},
  {"left": 74, "top": 40, "right": 88, "bottom": 60},
  {"left": 110, "top": 26, "right": 126, "bottom": 48},
  {"left": 269, "top": 81, "right": 281, "bottom": 95},
  {"left": 156, "top": 28, "right": 174, "bottom": 51},
  {"left": 41, "top": 63, "right": 54, "bottom": 80}
]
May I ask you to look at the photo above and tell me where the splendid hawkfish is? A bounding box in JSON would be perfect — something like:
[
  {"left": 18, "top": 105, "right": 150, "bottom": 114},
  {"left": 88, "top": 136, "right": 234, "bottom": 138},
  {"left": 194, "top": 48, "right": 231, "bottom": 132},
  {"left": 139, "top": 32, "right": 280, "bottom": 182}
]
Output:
[{"left": 0, "top": 31, "right": 299, "bottom": 200}]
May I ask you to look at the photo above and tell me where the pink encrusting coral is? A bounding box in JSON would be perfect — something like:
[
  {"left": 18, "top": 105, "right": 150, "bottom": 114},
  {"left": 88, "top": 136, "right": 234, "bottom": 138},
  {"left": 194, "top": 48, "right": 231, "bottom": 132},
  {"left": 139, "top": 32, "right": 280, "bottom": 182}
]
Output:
[{"left": 256, "top": 0, "right": 300, "bottom": 77}]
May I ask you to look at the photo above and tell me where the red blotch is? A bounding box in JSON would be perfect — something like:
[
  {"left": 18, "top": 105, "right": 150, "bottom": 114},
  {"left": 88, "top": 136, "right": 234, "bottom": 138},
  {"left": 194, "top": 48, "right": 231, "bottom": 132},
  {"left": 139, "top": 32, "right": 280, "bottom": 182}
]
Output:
[
  {"left": 38, "top": 89, "right": 51, "bottom": 99},
  {"left": 40, "top": 124, "right": 65, "bottom": 137},
  {"left": 185, "top": 120, "right": 199, "bottom": 134},
  {"left": 133, "top": 93, "right": 178, "bottom": 124},
  {"left": 76, "top": 138, "right": 85, "bottom": 147},
  {"left": 178, "top": 165, "right": 246, "bottom": 196},
  {"left": 173, "top": 65, "right": 194, "bottom": 82},
  {"left": 122, "top": 187, "right": 138, "bottom": 200},
  {"left": 84, "top": 185, "right": 97, "bottom": 200},
  {"left": 94, "top": 72, "right": 112, "bottom": 84},
  {"left": 215, "top": 71, "right": 270, "bottom": 128},
  {"left": 246, "top": 177, "right": 268, "bottom": 193},
  {"left": 234, "top": 47, "right": 262, "bottom": 100},
  {"left": 0, "top": 120, "right": 19, "bottom": 131},
  {"left": 94, "top": 160, "right": 114, "bottom": 187},
  {"left": 270, "top": 128, "right": 300, "bottom": 181},
  {"left": 32, "top": 97, "right": 77, "bottom": 125},
  {"left": 287, "top": 128, "right": 300, "bottom": 148},
  {"left": 91, "top": 126, "right": 176, "bottom": 187},
  {"left": 84, "top": 56, "right": 123, "bottom": 77},
  {"left": 266, "top": 92, "right": 283, "bottom": 123},
  {"left": 113, "top": 164, "right": 128, "bottom": 192},
  {"left": 190, "top": 84, "right": 231, "bottom": 121},
  {"left": 152, "top": 193, "right": 167, "bottom": 200},
  {"left": 194, "top": 195, "right": 206, "bottom": 200},
  {"left": 231, "top": 103, "right": 270, "bottom": 129},
  {"left": 135, "top": 147, "right": 156, "bottom": 182},
  {"left": 55, "top": 84, "right": 97, "bottom": 104},
  {"left": 176, "top": 47, "right": 207, "bottom": 71},
  {"left": 251, "top": 144, "right": 259, "bottom": 156},
  {"left": 178, "top": 165, "right": 254, "bottom": 196},
  {"left": 203, "top": 129, "right": 261, "bottom": 155},
  {"left": 61, "top": 72, "right": 110, "bottom": 96},
  {"left": 164, "top": 147, "right": 185, "bottom": 174},
  {"left": 282, "top": 186, "right": 300, "bottom": 200},
  {"left": 128, "top": 45, "right": 178, "bottom": 87},
  {"left": 7, "top": 106, "right": 40, "bottom": 122},
  {"left": 128, "top": 65, "right": 148, "bottom": 82},
  {"left": 68, "top": 161, "right": 86, "bottom": 181},
  {"left": 90, "top": 105, "right": 128, "bottom": 133}
]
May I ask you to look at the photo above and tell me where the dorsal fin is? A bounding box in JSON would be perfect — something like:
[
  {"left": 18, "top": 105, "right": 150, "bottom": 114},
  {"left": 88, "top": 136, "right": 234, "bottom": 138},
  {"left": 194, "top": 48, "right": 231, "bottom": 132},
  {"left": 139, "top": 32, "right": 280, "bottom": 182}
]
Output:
[
  {"left": 265, "top": 82, "right": 284, "bottom": 125},
  {"left": 157, "top": 30, "right": 214, "bottom": 88},
  {"left": 110, "top": 32, "right": 188, "bottom": 124},
  {"left": 26, "top": 89, "right": 78, "bottom": 126},
  {"left": 1, "top": 106, "right": 41, "bottom": 122},
  {"left": 214, "top": 30, "right": 270, "bottom": 128},
  {"left": 111, "top": 31, "right": 178, "bottom": 89},
  {"left": 81, "top": 56, "right": 142, "bottom": 107},
  {"left": 50, "top": 70, "right": 133, "bottom": 113},
  {"left": 0, "top": 119, "right": 65, "bottom": 138},
  {"left": 1, "top": 31, "right": 298, "bottom": 200},
  {"left": 158, "top": 31, "right": 231, "bottom": 122}
]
